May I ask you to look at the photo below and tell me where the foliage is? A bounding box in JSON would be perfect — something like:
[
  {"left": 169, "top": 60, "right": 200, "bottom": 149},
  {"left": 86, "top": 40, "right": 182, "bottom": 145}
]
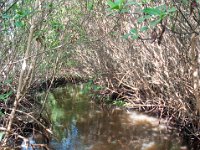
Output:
[
  {"left": 80, "top": 80, "right": 102, "bottom": 95},
  {"left": 107, "top": 1, "right": 177, "bottom": 40},
  {"left": 107, "top": 0, "right": 126, "bottom": 12},
  {"left": 0, "top": 0, "right": 88, "bottom": 84},
  {"left": 0, "top": 91, "right": 12, "bottom": 101},
  {"left": 113, "top": 99, "right": 125, "bottom": 107},
  {"left": 0, "top": 80, "right": 13, "bottom": 117},
  {"left": 103, "top": 0, "right": 200, "bottom": 146}
]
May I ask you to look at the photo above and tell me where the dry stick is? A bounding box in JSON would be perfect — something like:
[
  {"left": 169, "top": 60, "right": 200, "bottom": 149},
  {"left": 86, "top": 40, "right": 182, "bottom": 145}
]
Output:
[
  {"left": 1, "top": 16, "right": 118, "bottom": 71},
  {"left": 0, "top": 35, "right": 23, "bottom": 76},
  {"left": 3, "top": 0, "right": 44, "bottom": 142},
  {"left": 10, "top": 109, "right": 53, "bottom": 135},
  {"left": 39, "top": 52, "right": 61, "bottom": 116},
  {"left": 172, "top": 0, "right": 197, "bottom": 34},
  {"left": 27, "top": 53, "right": 38, "bottom": 89},
  {"left": 117, "top": 71, "right": 130, "bottom": 87},
  {"left": 2, "top": 25, "right": 35, "bottom": 145},
  {"left": 3, "top": 0, "right": 19, "bottom": 14},
  {"left": 20, "top": 41, "right": 39, "bottom": 94},
  {"left": 20, "top": 62, "right": 34, "bottom": 96}
]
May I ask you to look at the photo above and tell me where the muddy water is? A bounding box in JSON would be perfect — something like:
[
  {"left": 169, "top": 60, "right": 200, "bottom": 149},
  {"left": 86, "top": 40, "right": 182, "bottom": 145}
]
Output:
[{"left": 23, "top": 84, "right": 187, "bottom": 150}]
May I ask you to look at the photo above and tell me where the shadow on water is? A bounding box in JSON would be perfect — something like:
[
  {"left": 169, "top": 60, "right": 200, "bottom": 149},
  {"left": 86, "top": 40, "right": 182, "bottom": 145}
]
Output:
[{"left": 22, "top": 84, "right": 187, "bottom": 150}]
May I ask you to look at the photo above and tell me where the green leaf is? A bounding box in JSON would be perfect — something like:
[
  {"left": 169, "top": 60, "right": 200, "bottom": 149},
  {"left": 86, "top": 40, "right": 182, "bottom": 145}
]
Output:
[
  {"left": 130, "top": 28, "right": 139, "bottom": 39},
  {"left": 0, "top": 91, "right": 13, "bottom": 101},
  {"left": 15, "top": 21, "right": 23, "bottom": 27},
  {"left": 142, "top": 0, "right": 151, "bottom": 4},
  {"left": 0, "top": 79, "right": 12, "bottom": 85},
  {"left": 115, "top": 0, "right": 125, "bottom": 5},
  {"left": 167, "top": 7, "right": 177, "bottom": 13},
  {"left": 17, "top": 10, "right": 23, "bottom": 15},
  {"left": 0, "top": 132, "right": 5, "bottom": 141},
  {"left": 140, "top": 26, "right": 148, "bottom": 32},
  {"left": 137, "top": 16, "right": 146, "bottom": 23},
  {"left": 48, "top": 2, "right": 53, "bottom": 9},
  {"left": 181, "top": 0, "right": 189, "bottom": 4},
  {"left": 156, "top": 5, "right": 167, "bottom": 12},
  {"left": 107, "top": 1, "right": 119, "bottom": 10},
  {"left": 131, "top": 34, "right": 139, "bottom": 39},
  {"left": 87, "top": 2, "right": 94, "bottom": 11},
  {"left": 125, "top": 1, "right": 141, "bottom": 6},
  {"left": 2, "top": 14, "right": 10, "bottom": 19},
  {"left": 107, "top": 0, "right": 125, "bottom": 10},
  {"left": 122, "top": 33, "right": 130, "bottom": 39},
  {"left": 120, "top": 8, "right": 129, "bottom": 13},
  {"left": 150, "top": 18, "right": 161, "bottom": 27},
  {"left": 143, "top": 7, "right": 162, "bottom": 16},
  {"left": 113, "top": 100, "right": 125, "bottom": 107},
  {"left": 0, "top": 111, "right": 4, "bottom": 117},
  {"left": 137, "top": 15, "right": 151, "bottom": 23},
  {"left": 130, "top": 28, "right": 137, "bottom": 34}
]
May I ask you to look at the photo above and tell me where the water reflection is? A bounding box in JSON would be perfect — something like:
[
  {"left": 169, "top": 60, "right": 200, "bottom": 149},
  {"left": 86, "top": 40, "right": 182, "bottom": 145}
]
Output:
[{"left": 32, "top": 85, "right": 185, "bottom": 150}]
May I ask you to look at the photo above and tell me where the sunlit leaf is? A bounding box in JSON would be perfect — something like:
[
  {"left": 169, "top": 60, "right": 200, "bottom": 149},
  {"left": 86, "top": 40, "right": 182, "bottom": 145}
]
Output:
[{"left": 107, "top": 1, "right": 119, "bottom": 9}]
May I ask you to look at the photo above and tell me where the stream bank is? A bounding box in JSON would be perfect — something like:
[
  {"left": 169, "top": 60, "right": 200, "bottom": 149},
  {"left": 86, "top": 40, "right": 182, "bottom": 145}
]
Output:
[
  {"left": 22, "top": 84, "right": 187, "bottom": 150},
  {"left": 0, "top": 78, "right": 199, "bottom": 149}
]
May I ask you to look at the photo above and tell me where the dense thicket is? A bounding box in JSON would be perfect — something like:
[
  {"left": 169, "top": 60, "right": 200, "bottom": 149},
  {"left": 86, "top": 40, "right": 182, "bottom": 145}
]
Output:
[{"left": 0, "top": 0, "right": 200, "bottom": 148}]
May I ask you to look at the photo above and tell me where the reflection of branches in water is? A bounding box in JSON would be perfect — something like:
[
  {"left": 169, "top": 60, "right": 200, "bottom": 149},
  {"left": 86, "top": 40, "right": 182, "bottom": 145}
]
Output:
[
  {"left": 50, "top": 119, "right": 82, "bottom": 150},
  {"left": 45, "top": 85, "right": 183, "bottom": 150}
]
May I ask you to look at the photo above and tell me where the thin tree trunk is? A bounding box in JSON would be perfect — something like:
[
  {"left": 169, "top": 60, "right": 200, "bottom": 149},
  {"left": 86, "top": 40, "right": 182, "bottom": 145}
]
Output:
[{"left": 2, "top": 24, "right": 35, "bottom": 144}]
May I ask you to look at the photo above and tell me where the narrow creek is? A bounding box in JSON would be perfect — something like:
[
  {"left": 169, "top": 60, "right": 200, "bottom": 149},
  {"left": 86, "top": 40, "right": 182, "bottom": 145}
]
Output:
[{"left": 22, "top": 84, "right": 187, "bottom": 150}]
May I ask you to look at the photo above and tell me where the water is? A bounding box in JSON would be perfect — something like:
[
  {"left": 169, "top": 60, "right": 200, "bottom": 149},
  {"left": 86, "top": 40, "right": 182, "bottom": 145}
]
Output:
[{"left": 22, "top": 84, "right": 187, "bottom": 150}]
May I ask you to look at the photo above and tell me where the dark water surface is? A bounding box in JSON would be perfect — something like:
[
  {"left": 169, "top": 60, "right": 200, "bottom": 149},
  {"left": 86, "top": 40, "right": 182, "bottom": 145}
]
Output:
[{"left": 22, "top": 84, "right": 187, "bottom": 150}]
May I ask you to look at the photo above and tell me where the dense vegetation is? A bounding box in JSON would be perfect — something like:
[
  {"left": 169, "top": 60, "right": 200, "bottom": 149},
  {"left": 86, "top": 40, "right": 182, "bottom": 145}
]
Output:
[{"left": 0, "top": 0, "right": 200, "bottom": 148}]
